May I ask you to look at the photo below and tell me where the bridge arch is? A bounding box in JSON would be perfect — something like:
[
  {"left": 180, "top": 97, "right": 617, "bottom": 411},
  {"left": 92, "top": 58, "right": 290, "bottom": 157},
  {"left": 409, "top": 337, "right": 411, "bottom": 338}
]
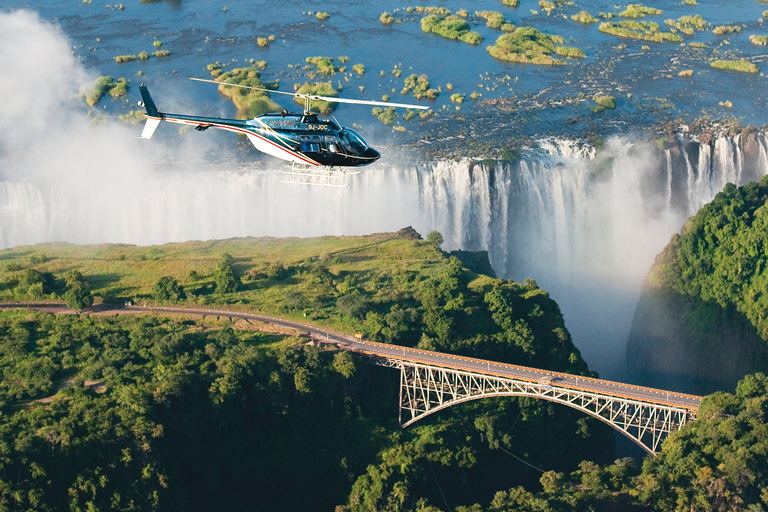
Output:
[{"left": 394, "top": 360, "right": 695, "bottom": 455}]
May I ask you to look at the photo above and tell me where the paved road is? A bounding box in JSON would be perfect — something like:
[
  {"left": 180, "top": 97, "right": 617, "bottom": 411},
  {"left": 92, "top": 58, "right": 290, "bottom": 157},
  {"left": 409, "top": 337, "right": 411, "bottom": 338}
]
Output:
[{"left": 0, "top": 302, "right": 702, "bottom": 412}]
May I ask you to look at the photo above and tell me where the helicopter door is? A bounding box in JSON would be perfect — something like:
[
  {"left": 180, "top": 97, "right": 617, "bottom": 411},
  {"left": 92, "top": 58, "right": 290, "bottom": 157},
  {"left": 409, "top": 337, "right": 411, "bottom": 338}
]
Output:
[{"left": 339, "top": 129, "right": 369, "bottom": 156}]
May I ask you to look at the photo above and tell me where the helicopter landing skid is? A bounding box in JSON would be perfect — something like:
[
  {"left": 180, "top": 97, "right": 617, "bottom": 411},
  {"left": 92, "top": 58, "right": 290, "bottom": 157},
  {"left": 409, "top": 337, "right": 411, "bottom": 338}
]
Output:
[{"left": 281, "top": 163, "right": 360, "bottom": 187}]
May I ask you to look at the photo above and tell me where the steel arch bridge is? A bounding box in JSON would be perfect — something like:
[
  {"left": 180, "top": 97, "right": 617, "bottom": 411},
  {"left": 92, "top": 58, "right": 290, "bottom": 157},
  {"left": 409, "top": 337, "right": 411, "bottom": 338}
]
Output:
[{"left": 371, "top": 357, "right": 699, "bottom": 455}]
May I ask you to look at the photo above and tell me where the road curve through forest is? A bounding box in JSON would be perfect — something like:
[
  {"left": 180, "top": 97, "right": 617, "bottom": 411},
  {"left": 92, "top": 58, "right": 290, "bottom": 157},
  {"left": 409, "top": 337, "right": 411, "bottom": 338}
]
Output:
[{"left": 0, "top": 302, "right": 702, "bottom": 412}]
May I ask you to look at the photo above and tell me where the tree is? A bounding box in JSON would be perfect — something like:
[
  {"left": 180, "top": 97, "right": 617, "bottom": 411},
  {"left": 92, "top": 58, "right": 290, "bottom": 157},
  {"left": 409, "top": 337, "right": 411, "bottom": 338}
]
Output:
[
  {"left": 426, "top": 230, "right": 444, "bottom": 250},
  {"left": 152, "top": 276, "right": 186, "bottom": 302},
  {"left": 63, "top": 271, "right": 93, "bottom": 310}
]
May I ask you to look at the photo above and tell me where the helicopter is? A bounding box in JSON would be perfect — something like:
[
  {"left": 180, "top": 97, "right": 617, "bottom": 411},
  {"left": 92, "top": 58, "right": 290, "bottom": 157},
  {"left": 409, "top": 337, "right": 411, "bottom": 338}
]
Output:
[{"left": 137, "top": 79, "right": 429, "bottom": 187}]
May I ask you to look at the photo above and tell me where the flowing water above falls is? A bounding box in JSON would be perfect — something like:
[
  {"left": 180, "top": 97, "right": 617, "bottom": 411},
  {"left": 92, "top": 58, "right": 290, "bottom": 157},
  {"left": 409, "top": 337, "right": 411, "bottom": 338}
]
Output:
[{"left": 2, "top": 131, "right": 767, "bottom": 378}]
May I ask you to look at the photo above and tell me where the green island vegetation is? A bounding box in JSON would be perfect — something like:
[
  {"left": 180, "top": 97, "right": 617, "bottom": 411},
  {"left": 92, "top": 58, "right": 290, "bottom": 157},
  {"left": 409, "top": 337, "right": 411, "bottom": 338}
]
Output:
[
  {"left": 85, "top": 76, "right": 129, "bottom": 107},
  {"left": 118, "top": 109, "right": 146, "bottom": 124},
  {"left": 372, "top": 106, "right": 398, "bottom": 124},
  {"left": 406, "top": 6, "right": 451, "bottom": 15},
  {"left": 305, "top": 56, "right": 339, "bottom": 75},
  {"left": 380, "top": 11, "right": 394, "bottom": 24},
  {"left": 401, "top": 74, "right": 439, "bottom": 99},
  {"left": 618, "top": 3, "right": 663, "bottom": 17},
  {"left": 316, "top": 11, "right": 330, "bottom": 20},
  {"left": 487, "top": 27, "right": 584, "bottom": 65},
  {"left": 421, "top": 14, "right": 484, "bottom": 44},
  {"left": 114, "top": 54, "right": 137, "bottom": 63},
  {"left": 352, "top": 63, "right": 365, "bottom": 75},
  {"left": 539, "top": 0, "right": 556, "bottom": 14},
  {"left": 664, "top": 14, "right": 707, "bottom": 35},
  {"left": 688, "top": 41, "right": 709, "bottom": 48},
  {"left": 571, "top": 10, "right": 598, "bottom": 23},
  {"left": 599, "top": 20, "right": 684, "bottom": 42},
  {"left": 750, "top": 34, "right": 768, "bottom": 45},
  {"left": 683, "top": 0, "right": 697, "bottom": 4},
  {"left": 153, "top": 40, "right": 162, "bottom": 47},
  {"left": 294, "top": 82, "right": 338, "bottom": 113},
  {"left": 710, "top": 59, "right": 760, "bottom": 73},
  {"left": 450, "top": 93, "right": 465, "bottom": 104},
  {"left": 591, "top": 95, "right": 616, "bottom": 113},
  {"left": 712, "top": 24, "right": 741, "bottom": 35},
  {"left": 764, "top": 9, "right": 768, "bottom": 18},
  {"left": 154, "top": 49, "right": 170, "bottom": 58},
  {"left": 3, "top": 233, "right": 768, "bottom": 510},
  {"left": 475, "top": 10, "right": 513, "bottom": 30},
  {"left": 678, "top": 68, "right": 693, "bottom": 77},
  {"left": 213, "top": 66, "right": 281, "bottom": 119},
  {"left": 501, "top": 0, "right": 520, "bottom": 6}
]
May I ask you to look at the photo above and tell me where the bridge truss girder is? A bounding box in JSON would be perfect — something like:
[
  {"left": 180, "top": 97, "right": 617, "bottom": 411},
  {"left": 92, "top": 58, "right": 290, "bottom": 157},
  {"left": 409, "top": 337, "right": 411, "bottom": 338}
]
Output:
[{"left": 377, "top": 358, "right": 694, "bottom": 455}]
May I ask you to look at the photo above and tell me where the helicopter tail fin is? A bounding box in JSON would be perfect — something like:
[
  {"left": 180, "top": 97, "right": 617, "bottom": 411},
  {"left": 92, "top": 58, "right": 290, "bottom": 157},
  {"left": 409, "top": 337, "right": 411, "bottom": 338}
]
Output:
[{"left": 136, "top": 83, "right": 161, "bottom": 139}]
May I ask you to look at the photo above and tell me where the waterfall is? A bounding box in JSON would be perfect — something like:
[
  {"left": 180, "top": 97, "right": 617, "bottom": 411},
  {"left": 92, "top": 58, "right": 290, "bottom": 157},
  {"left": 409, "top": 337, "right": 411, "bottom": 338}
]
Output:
[{"left": 2, "top": 132, "right": 767, "bottom": 377}]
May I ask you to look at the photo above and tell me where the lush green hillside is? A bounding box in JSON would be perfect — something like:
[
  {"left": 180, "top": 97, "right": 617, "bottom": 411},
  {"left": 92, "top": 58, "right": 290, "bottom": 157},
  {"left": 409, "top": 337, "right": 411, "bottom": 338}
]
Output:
[
  {"left": 0, "top": 230, "right": 618, "bottom": 511},
  {"left": 627, "top": 175, "right": 768, "bottom": 392}
]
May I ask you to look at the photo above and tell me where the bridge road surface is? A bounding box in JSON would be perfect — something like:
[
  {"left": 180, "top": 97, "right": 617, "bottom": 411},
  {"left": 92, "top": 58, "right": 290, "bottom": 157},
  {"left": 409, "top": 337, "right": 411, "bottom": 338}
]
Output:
[{"left": 0, "top": 302, "right": 703, "bottom": 412}]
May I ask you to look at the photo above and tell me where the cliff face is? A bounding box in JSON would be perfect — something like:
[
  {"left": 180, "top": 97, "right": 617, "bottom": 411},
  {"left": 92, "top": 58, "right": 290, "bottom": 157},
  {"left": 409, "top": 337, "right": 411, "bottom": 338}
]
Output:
[
  {"left": 627, "top": 290, "right": 768, "bottom": 394},
  {"left": 626, "top": 175, "right": 768, "bottom": 394}
]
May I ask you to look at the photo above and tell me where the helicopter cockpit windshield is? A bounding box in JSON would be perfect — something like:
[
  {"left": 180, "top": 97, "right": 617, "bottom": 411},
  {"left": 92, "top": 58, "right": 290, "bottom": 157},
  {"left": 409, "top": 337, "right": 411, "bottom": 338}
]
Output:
[{"left": 339, "top": 128, "right": 369, "bottom": 156}]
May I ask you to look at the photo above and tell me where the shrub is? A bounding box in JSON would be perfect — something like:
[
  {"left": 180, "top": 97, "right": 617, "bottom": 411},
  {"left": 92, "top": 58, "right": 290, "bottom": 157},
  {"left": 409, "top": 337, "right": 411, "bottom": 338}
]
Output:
[
  {"left": 571, "top": 10, "right": 598, "bottom": 23},
  {"left": 154, "top": 50, "right": 170, "bottom": 58},
  {"left": 476, "top": 11, "right": 505, "bottom": 28},
  {"left": 114, "top": 55, "right": 137, "bottom": 63},
  {"left": 678, "top": 69, "right": 693, "bottom": 76},
  {"left": 217, "top": 66, "right": 281, "bottom": 118},
  {"left": 305, "top": 56, "right": 338, "bottom": 74},
  {"left": 501, "top": 0, "right": 520, "bottom": 6},
  {"left": 712, "top": 25, "right": 741, "bottom": 35},
  {"left": 316, "top": 12, "right": 329, "bottom": 20},
  {"left": 555, "top": 46, "right": 586, "bottom": 59},
  {"left": 294, "top": 82, "right": 338, "bottom": 113},
  {"left": 108, "top": 78, "right": 129, "bottom": 98},
  {"left": 380, "top": 12, "right": 394, "bottom": 24},
  {"left": 486, "top": 27, "right": 566, "bottom": 65},
  {"left": 599, "top": 20, "right": 683, "bottom": 42},
  {"left": 257, "top": 37, "right": 270, "bottom": 47},
  {"left": 539, "top": 1, "right": 555, "bottom": 13},
  {"left": 619, "top": 4, "right": 663, "bottom": 18},
  {"left": 749, "top": 34, "right": 768, "bottom": 46},
  {"left": 401, "top": 74, "right": 439, "bottom": 99},
  {"left": 450, "top": 93, "right": 464, "bottom": 104},
  {"left": 372, "top": 107, "right": 397, "bottom": 125},
  {"left": 421, "top": 14, "right": 483, "bottom": 44},
  {"left": 352, "top": 63, "right": 365, "bottom": 75},
  {"left": 138, "top": 51, "right": 149, "bottom": 60},
  {"left": 152, "top": 276, "right": 186, "bottom": 302},
  {"left": 153, "top": 40, "right": 162, "bottom": 47},
  {"left": 86, "top": 76, "right": 114, "bottom": 106}
]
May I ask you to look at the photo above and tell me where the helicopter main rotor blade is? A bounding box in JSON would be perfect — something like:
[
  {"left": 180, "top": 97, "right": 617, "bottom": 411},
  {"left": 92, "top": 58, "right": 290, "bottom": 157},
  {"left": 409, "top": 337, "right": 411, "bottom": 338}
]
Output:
[
  {"left": 304, "top": 95, "right": 430, "bottom": 110},
  {"left": 189, "top": 77, "right": 298, "bottom": 97},
  {"left": 191, "top": 77, "right": 430, "bottom": 110}
]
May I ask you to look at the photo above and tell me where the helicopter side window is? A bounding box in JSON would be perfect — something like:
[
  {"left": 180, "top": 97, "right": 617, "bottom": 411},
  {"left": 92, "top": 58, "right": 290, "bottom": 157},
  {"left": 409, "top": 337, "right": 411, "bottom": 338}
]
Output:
[
  {"left": 340, "top": 129, "right": 368, "bottom": 155},
  {"left": 300, "top": 136, "right": 321, "bottom": 153}
]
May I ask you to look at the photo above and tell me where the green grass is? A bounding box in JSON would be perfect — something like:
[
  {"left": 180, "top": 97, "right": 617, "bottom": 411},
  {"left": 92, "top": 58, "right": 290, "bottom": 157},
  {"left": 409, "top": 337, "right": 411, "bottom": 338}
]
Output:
[
  {"left": 710, "top": 59, "right": 760, "bottom": 73},
  {"left": 0, "top": 232, "right": 454, "bottom": 334}
]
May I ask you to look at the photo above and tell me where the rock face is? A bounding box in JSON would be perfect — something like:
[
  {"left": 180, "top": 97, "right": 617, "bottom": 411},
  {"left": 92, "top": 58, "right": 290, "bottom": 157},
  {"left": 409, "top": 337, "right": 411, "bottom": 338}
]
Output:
[{"left": 627, "top": 290, "right": 768, "bottom": 394}]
